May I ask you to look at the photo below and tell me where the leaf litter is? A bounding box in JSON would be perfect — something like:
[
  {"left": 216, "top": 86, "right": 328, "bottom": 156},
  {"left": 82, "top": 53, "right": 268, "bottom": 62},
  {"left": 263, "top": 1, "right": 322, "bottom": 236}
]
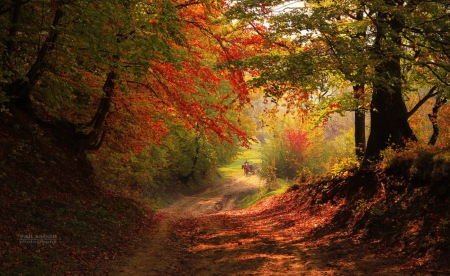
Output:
[{"left": 106, "top": 172, "right": 448, "bottom": 275}]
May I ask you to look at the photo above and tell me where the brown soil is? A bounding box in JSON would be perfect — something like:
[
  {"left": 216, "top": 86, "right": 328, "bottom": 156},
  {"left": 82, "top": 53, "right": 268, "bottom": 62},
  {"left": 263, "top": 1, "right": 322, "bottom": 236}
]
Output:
[
  {"left": 164, "top": 175, "right": 264, "bottom": 215},
  {"left": 104, "top": 173, "right": 431, "bottom": 276}
]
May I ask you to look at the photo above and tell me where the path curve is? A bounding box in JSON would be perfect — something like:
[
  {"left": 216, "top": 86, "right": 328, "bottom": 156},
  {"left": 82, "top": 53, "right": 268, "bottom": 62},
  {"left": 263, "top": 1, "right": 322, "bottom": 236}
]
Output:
[
  {"left": 107, "top": 173, "right": 415, "bottom": 276},
  {"left": 107, "top": 174, "right": 265, "bottom": 275}
]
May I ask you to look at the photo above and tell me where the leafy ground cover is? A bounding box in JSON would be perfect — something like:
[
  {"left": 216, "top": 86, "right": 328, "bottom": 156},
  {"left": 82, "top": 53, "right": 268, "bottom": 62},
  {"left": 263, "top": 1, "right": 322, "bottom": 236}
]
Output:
[
  {"left": 0, "top": 112, "right": 155, "bottom": 275},
  {"left": 107, "top": 151, "right": 450, "bottom": 275}
]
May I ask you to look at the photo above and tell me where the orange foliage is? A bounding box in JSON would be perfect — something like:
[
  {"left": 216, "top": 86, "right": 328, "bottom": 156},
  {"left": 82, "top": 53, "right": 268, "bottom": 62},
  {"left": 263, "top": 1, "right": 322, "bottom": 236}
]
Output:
[{"left": 98, "top": 0, "right": 267, "bottom": 153}]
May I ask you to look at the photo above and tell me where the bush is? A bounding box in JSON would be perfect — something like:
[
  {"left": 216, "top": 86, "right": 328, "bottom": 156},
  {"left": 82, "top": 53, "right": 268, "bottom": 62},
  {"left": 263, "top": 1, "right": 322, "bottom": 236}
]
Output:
[{"left": 380, "top": 142, "right": 450, "bottom": 181}]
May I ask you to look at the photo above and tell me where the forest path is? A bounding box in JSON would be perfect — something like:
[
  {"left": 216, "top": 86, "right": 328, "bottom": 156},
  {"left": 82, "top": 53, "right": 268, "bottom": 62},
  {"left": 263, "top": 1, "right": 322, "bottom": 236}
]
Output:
[
  {"left": 164, "top": 174, "right": 264, "bottom": 215},
  {"left": 108, "top": 173, "right": 411, "bottom": 276},
  {"left": 107, "top": 173, "right": 264, "bottom": 275}
]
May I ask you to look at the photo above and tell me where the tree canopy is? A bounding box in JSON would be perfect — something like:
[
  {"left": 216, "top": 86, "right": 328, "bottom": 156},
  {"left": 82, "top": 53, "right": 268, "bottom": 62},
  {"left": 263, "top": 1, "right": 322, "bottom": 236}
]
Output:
[
  {"left": 1, "top": 0, "right": 261, "bottom": 151},
  {"left": 2, "top": 0, "right": 450, "bottom": 180},
  {"left": 225, "top": 0, "right": 450, "bottom": 164}
]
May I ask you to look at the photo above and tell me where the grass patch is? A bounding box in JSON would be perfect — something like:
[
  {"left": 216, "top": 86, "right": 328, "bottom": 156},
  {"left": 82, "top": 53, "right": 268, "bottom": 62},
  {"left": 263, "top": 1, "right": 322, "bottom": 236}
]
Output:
[{"left": 239, "top": 178, "right": 292, "bottom": 208}]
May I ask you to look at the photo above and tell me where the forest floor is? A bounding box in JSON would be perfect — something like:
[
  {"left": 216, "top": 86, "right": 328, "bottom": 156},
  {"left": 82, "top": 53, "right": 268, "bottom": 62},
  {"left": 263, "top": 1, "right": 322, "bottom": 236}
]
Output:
[{"left": 105, "top": 173, "right": 425, "bottom": 276}]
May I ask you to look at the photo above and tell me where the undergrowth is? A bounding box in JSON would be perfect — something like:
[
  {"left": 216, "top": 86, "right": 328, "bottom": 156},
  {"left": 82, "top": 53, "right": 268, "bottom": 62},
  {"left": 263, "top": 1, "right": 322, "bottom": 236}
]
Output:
[
  {"left": 298, "top": 143, "right": 450, "bottom": 272},
  {"left": 0, "top": 110, "right": 153, "bottom": 275}
]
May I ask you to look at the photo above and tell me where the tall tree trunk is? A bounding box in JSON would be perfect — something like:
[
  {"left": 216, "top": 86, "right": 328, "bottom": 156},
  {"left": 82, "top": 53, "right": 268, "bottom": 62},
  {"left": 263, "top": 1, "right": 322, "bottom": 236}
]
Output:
[
  {"left": 428, "top": 96, "right": 447, "bottom": 146},
  {"left": 364, "top": 71, "right": 415, "bottom": 163},
  {"left": 180, "top": 135, "right": 201, "bottom": 184},
  {"left": 2, "top": 1, "right": 25, "bottom": 93},
  {"left": 353, "top": 9, "right": 366, "bottom": 160},
  {"left": 3, "top": 0, "right": 22, "bottom": 58},
  {"left": 7, "top": 6, "right": 64, "bottom": 111},
  {"left": 363, "top": 1, "right": 416, "bottom": 165},
  {"left": 73, "top": 71, "right": 116, "bottom": 152},
  {"left": 354, "top": 84, "right": 365, "bottom": 159}
]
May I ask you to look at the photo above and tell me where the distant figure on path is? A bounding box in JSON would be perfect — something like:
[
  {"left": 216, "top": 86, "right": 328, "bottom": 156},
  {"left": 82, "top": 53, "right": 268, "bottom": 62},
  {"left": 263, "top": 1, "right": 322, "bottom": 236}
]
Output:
[{"left": 242, "top": 160, "right": 250, "bottom": 176}]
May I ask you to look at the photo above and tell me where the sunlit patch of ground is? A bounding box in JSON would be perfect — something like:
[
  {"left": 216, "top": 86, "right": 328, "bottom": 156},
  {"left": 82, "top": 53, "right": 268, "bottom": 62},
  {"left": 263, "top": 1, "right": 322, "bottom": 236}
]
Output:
[{"left": 107, "top": 171, "right": 425, "bottom": 275}]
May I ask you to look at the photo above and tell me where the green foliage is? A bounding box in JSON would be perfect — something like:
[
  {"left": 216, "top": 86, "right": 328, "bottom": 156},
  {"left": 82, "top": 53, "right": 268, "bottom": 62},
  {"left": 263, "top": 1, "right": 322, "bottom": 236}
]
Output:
[
  {"left": 327, "top": 124, "right": 360, "bottom": 176},
  {"left": 259, "top": 136, "right": 292, "bottom": 180},
  {"left": 258, "top": 110, "right": 362, "bottom": 181},
  {"left": 91, "top": 118, "right": 244, "bottom": 203},
  {"left": 330, "top": 156, "right": 359, "bottom": 177},
  {"left": 239, "top": 178, "right": 291, "bottom": 208},
  {"left": 227, "top": 0, "right": 450, "bottom": 163},
  {"left": 44, "top": 0, "right": 184, "bottom": 117},
  {"left": 0, "top": 0, "right": 260, "bottom": 204}
]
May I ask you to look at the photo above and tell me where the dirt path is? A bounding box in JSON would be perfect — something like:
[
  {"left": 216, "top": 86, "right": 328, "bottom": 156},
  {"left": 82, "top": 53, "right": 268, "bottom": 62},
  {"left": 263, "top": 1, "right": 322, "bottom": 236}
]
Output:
[
  {"left": 107, "top": 174, "right": 264, "bottom": 275},
  {"left": 164, "top": 175, "right": 264, "bottom": 215},
  {"left": 107, "top": 174, "right": 415, "bottom": 276}
]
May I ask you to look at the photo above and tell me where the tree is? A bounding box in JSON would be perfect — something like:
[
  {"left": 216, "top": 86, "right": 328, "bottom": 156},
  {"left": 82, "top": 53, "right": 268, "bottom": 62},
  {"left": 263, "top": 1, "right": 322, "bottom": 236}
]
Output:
[
  {"left": 1, "top": 0, "right": 258, "bottom": 155},
  {"left": 225, "top": 0, "right": 450, "bottom": 165},
  {"left": 363, "top": 0, "right": 450, "bottom": 162},
  {"left": 1, "top": 0, "right": 175, "bottom": 151}
]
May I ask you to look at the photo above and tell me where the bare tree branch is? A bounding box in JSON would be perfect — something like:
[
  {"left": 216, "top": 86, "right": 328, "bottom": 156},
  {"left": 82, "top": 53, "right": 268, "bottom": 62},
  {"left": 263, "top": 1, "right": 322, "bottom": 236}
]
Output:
[{"left": 407, "top": 85, "right": 438, "bottom": 118}]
